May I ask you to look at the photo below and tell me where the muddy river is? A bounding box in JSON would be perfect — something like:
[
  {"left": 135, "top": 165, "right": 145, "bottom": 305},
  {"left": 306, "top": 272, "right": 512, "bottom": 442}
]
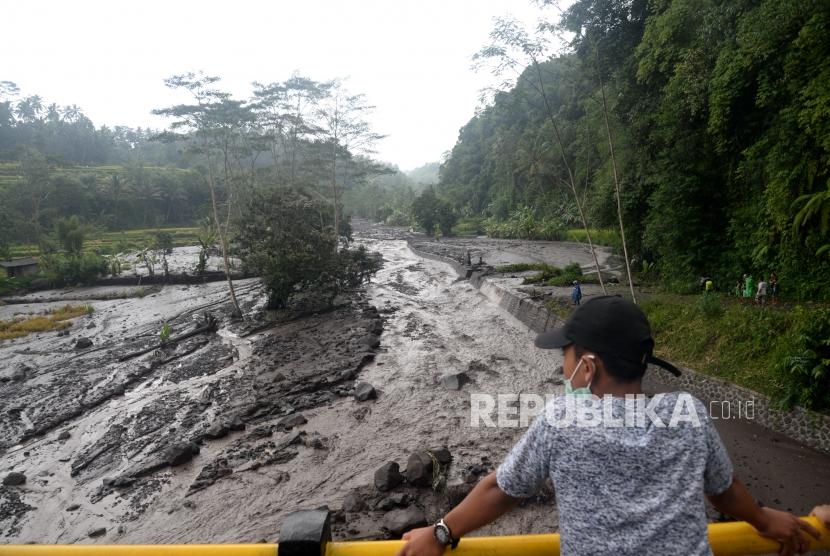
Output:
[{"left": 1, "top": 230, "right": 829, "bottom": 544}]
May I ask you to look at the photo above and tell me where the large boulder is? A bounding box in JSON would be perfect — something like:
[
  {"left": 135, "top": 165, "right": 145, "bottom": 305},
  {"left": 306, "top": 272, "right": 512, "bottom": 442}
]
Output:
[
  {"left": 383, "top": 507, "right": 426, "bottom": 537},
  {"left": 374, "top": 461, "right": 403, "bottom": 491},
  {"left": 354, "top": 382, "right": 377, "bottom": 402},
  {"left": 405, "top": 451, "right": 434, "bottom": 487}
]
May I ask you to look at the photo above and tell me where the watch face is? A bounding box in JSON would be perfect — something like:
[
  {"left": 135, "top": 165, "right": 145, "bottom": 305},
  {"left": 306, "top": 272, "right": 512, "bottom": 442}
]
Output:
[{"left": 434, "top": 524, "right": 450, "bottom": 545}]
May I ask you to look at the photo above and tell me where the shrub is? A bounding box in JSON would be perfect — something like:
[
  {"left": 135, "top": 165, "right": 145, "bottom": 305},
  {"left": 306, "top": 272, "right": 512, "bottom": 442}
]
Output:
[
  {"left": 695, "top": 292, "right": 724, "bottom": 319},
  {"left": 40, "top": 252, "right": 109, "bottom": 287},
  {"left": 774, "top": 308, "right": 830, "bottom": 411}
]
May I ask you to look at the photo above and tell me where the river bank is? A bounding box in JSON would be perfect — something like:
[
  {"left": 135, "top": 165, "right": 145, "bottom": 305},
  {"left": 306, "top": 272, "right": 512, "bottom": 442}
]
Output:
[{"left": 2, "top": 224, "right": 829, "bottom": 545}]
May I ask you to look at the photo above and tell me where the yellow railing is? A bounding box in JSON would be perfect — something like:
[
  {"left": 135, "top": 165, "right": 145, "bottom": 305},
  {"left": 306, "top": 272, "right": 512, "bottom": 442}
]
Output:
[{"left": 3, "top": 516, "right": 828, "bottom": 556}]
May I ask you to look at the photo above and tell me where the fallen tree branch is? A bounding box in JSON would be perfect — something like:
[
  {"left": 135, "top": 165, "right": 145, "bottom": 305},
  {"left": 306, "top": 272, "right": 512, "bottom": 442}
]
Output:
[{"left": 117, "top": 313, "right": 218, "bottom": 362}]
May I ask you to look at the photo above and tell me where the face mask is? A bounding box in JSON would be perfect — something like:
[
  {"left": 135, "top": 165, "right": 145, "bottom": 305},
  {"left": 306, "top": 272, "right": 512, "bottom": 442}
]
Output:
[{"left": 564, "top": 356, "right": 593, "bottom": 396}]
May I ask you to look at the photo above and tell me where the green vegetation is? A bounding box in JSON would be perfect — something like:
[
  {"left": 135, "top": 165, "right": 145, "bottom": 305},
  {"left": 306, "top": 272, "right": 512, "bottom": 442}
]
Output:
[
  {"left": 438, "top": 0, "right": 830, "bottom": 300},
  {"left": 564, "top": 229, "right": 620, "bottom": 249},
  {"left": 159, "top": 322, "right": 172, "bottom": 344},
  {"left": 497, "top": 261, "right": 597, "bottom": 287},
  {"left": 0, "top": 304, "right": 93, "bottom": 341},
  {"left": 642, "top": 296, "right": 830, "bottom": 412},
  {"left": 236, "top": 187, "right": 381, "bottom": 309},
  {"left": 412, "top": 188, "right": 456, "bottom": 235}
]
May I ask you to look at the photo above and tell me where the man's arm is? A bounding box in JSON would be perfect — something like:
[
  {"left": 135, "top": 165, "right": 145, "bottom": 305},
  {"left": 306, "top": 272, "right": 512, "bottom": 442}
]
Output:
[
  {"left": 707, "top": 475, "right": 820, "bottom": 556},
  {"left": 396, "top": 472, "right": 519, "bottom": 556}
]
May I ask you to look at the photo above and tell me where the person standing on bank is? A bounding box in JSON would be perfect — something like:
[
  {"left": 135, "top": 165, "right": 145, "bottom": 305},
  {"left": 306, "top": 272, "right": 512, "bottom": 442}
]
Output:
[
  {"left": 396, "top": 297, "right": 820, "bottom": 556},
  {"left": 571, "top": 280, "right": 582, "bottom": 305}
]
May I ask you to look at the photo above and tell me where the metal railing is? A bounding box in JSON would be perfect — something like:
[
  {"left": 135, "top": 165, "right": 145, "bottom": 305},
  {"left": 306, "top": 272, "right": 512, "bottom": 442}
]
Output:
[{"left": 3, "top": 515, "right": 829, "bottom": 556}]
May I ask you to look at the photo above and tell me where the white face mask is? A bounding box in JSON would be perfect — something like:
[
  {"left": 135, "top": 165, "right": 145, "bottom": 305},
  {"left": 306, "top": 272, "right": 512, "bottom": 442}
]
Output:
[{"left": 564, "top": 355, "right": 594, "bottom": 396}]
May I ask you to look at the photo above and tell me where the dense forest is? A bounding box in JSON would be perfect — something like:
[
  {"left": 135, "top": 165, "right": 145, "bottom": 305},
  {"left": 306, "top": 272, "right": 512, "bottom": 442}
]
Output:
[
  {"left": 0, "top": 76, "right": 422, "bottom": 252},
  {"left": 438, "top": 0, "right": 830, "bottom": 300}
]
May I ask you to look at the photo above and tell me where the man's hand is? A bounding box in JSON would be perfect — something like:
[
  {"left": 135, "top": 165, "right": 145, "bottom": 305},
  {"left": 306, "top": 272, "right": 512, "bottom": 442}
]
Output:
[
  {"left": 753, "top": 507, "right": 821, "bottom": 556},
  {"left": 395, "top": 526, "right": 445, "bottom": 556},
  {"left": 811, "top": 505, "right": 830, "bottom": 527}
]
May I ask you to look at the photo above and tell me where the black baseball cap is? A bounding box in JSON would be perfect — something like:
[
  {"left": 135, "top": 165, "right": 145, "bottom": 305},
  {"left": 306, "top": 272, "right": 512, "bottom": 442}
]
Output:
[{"left": 535, "top": 295, "right": 681, "bottom": 377}]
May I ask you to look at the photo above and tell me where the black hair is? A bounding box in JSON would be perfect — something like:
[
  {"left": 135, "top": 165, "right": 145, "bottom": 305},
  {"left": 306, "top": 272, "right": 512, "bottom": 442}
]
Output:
[{"left": 574, "top": 345, "right": 646, "bottom": 383}]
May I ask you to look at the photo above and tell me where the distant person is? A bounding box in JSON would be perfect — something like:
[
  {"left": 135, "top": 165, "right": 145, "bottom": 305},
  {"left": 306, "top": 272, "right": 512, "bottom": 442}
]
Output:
[
  {"left": 769, "top": 272, "right": 779, "bottom": 304},
  {"left": 478, "top": 256, "right": 483, "bottom": 265},
  {"left": 756, "top": 277, "right": 767, "bottom": 305},
  {"left": 571, "top": 280, "right": 582, "bottom": 305},
  {"left": 396, "top": 297, "right": 820, "bottom": 556},
  {"left": 705, "top": 278, "right": 714, "bottom": 293},
  {"left": 735, "top": 280, "right": 743, "bottom": 297},
  {"left": 743, "top": 274, "right": 755, "bottom": 304}
]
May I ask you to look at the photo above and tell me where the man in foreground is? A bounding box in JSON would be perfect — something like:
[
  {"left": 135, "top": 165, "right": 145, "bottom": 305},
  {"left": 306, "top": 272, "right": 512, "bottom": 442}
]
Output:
[{"left": 397, "top": 296, "right": 820, "bottom": 556}]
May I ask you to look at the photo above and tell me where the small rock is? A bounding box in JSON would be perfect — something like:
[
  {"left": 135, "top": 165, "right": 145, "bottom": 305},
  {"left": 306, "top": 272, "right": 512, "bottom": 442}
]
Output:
[
  {"left": 441, "top": 372, "right": 471, "bottom": 390},
  {"left": 65, "top": 504, "right": 81, "bottom": 512},
  {"left": 357, "top": 334, "right": 381, "bottom": 349},
  {"left": 164, "top": 442, "right": 200, "bottom": 466},
  {"left": 88, "top": 527, "right": 107, "bottom": 538},
  {"left": 3, "top": 472, "right": 26, "bottom": 486},
  {"left": 58, "top": 430, "right": 71, "bottom": 440},
  {"left": 203, "top": 421, "right": 229, "bottom": 439},
  {"left": 11, "top": 364, "right": 28, "bottom": 381},
  {"left": 86, "top": 322, "right": 96, "bottom": 329},
  {"left": 276, "top": 413, "right": 307, "bottom": 431},
  {"left": 374, "top": 461, "right": 404, "bottom": 491},
  {"left": 383, "top": 507, "right": 426, "bottom": 537},
  {"left": 342, "top": 492, "right": 364, "bottom": 512},
  {"left": 406, "top": 451, "right": 434, "bottom": 487},
  {"left": 75, "top": 337, "right": 93, "bottom": 350},
  {"left": 376, "top": 492, "right": 410, "bottom": 510},
  {"left": 354, "top": 382, "right": 377, "bottom": 402}
]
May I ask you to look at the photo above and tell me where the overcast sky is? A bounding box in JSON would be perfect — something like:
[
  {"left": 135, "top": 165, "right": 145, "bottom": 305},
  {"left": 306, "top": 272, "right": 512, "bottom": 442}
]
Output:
[{"left": 3, "top": 1, "right": 569, "bottom": 170}]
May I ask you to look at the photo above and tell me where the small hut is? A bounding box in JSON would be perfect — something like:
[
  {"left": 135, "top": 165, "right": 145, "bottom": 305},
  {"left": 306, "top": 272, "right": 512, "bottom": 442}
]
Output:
[{"left": 0, "top": 257, "right": 39, "bottom": 278}]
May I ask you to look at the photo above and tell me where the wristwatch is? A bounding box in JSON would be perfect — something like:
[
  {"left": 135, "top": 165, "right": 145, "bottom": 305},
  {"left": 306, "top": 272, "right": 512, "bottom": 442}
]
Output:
[{"left": 433, "top": 518, "right": 459, "bottom": 549}]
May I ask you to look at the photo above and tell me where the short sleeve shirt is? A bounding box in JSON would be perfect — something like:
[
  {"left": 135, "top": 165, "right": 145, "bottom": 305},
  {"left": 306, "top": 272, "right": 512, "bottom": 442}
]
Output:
[{"left": 496, "top": 392, "right": 733, "bottom": 556}]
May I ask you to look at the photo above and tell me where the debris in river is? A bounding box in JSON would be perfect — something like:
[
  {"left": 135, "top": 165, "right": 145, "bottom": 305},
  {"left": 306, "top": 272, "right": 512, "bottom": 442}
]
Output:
[
  {"left": 74, "top": 337, "right": 93, "bottom": 349},
  {"left": 441, "top": 372, "right": 471, "bottom": 390}
]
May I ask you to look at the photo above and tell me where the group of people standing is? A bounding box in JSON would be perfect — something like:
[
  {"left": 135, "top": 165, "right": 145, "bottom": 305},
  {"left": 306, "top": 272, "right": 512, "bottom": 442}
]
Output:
[{"left": 735, "top": 272, "right": 778, "bottom": 304}]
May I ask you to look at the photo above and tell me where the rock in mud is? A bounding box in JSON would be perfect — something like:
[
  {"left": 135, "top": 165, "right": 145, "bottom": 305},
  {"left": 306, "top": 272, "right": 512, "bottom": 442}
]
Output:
[
  {"left": 354, "top": 382, "right": 377, "bottom": 402},
  {"left": 204, "top": 421, "right": 229, "bottom": 439},
  {"left": 406, "top": 452, "right": 434, "bottom": 487},
  {"left": 88, "top": 527, "right": 107, "bottom": 538},
  {"left": 74, "top": 337, "right": 93, "bottom": 349},
  {"left": 65, "top": 504, "right": 80, "bottom": 511},
  {"left": 342, "top": 492, "right": 364, "bottom": 512},
  {"left": 358, "top": 334, "right": 381, "bottom": 349},
  {"left": 11, "top": 364, "right": 29, "bottom": 381},
  {"left": 441, "top": 372, "right": 471, "bottom": 390},
  {"left": 374, "top": 461, "right": 404, "bottom": 491},
  {"left": 376, "top": 492, "right": 410, "bottom": 510},
  {"left": 3, "top": 472, "right": 26, "bottom": 486},
  {"left": 383, "top": 507, "right": 426, "bottom": 537},
  {"left": 164, "top": 442, "right": 200, "bottom": 466},
  {"left": 430, "top": 447, "right": 452, "bottom": 465},
  {"left": 276, "top": 413, "right": 307, "bottom": 431},
  {"left": 57, "top": 430, "right": 71, "bottom": 440}
]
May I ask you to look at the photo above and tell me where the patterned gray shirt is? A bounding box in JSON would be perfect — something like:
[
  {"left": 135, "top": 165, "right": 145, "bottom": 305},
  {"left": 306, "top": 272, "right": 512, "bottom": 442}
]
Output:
[{"left": 496, "top": 392, "right": 733, "bottom": 556}]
